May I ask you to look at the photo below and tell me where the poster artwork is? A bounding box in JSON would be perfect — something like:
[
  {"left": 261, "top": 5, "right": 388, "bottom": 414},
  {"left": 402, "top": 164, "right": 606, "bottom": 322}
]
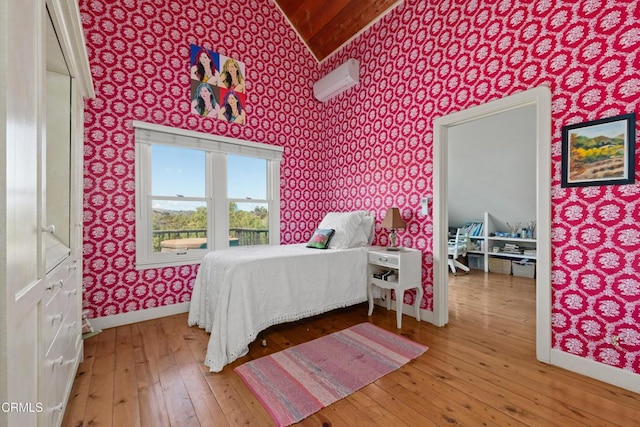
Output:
[
  {"left": 189, "top": 44, "right": 246, "bottom": 125},
  {"left": 560, "top": 113, "right": 635, "bottom": 187}
]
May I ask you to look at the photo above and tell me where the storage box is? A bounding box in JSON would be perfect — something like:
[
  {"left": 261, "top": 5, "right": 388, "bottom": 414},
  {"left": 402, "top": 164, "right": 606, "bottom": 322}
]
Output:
[
  {"left": 468, "top": 254, "right": 484, "bottom": 270},
  {"left": 488, "top": 257, "right": 511, "bottom": 274},
  {"left": 512, "top": 260, "right": 536, "bottom": 278}
]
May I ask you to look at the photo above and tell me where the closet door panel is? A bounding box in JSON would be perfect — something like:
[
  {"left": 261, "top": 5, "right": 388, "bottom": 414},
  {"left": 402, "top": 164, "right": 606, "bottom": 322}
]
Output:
[
  {"left": 6, "top": 304, "right": 40, "bottom": 427},
  {"left": 3, "top": 0, "right": 45, "bottom": 425},
  {"left": 5, "top": 0, "right": 43, "bottom": 298}
]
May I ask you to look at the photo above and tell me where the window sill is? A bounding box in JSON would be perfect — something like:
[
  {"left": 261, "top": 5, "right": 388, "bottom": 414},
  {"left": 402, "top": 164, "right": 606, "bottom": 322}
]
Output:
[{"left": 135, "top": 255, "right": 204, "bottom": 270}]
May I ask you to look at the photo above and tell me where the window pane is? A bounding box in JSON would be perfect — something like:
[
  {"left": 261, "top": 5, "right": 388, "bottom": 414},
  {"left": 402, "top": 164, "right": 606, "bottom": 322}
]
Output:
[
  {"left": 229, "top": 202, "right": 268, "bottom": 246},
  {"left": 228, "top": 154, "right": 266, "bottom": 199},
  {"left": 152, "top": 200, "right": 208, "bottom": 253},
  {"left": 152, "top": 145, "right": 205, "bottom": 197}
]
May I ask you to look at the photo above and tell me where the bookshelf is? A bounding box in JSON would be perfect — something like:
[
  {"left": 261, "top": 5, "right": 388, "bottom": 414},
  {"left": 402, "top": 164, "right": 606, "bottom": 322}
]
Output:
[{"left": 463, "top": 212, "right": 536, "bottom": 273}]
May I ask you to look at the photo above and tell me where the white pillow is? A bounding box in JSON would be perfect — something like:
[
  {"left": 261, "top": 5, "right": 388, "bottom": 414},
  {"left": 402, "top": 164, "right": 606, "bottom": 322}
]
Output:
[
  {"left": 318, "top": 211, "right": 366, "bottom": 249},
  {"left": 348, "top": 214, "right": 374, "bottom": 247}
]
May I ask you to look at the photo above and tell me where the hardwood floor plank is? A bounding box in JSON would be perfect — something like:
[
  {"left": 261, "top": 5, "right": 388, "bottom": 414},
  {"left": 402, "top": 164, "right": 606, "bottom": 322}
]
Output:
[
  {"left": 112, "top": 325, "right": 141, "bottom": 427},
  {"left": 177, "top": 363, "right": 228, "bottom": 427},
  {"left": 131, "top": 322, "right": 161, "bottom": 384},
  {"left": 225, "top": 369, "right": 273, "bottom": 426},
  {"left": 380, "top": 364, "right": 528, "bottom": 426},
  {"left": 157, "top": 366, "right": 199, "bottom": 427},
  {"left": 81, "top": 327, "right": 116, "bottom": 426},
  {"left": 423, "top": 324, "right": 640, "bottom": 426},
  {"left": 134, "top": 369, "right": 170, "bottom": 427},
  {"left": 150, "top": 318, "right": 200, "bottom": 427},
  {"left": 170, "top": 318, "right": 231, "bottom": 426},
  {"left": 130, "top": 323, "right": 170, "bottom": 427},
  {"left": 202, "top": 372, "right": 266, "bottom": 426},
  {"left": 357, "top": 383, "right": 438, "bottom": 426},
  {"left": 421, "top": 346, "right": 592, "bottom": 424},
  {"left": 63, "top": 272, "right": 640, "bottom": 426},
  {"left": 300, "top": 397, "right": 377, "bottom": 427},
  {"left": 412, "top": 354, "right": 575, "bottom": 426},
  {"left": 61, "top": 335, "right": 98, "bottom": 426}
]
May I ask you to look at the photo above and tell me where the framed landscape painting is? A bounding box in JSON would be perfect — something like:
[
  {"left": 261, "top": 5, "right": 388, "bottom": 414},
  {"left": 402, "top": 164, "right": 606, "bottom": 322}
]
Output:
[{"left": 561, "top": 113, "right": 636, "bottom": 187}]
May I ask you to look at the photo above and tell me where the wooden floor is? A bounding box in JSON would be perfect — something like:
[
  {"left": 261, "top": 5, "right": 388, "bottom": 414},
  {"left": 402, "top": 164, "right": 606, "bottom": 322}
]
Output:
[{"left": 63, "top": 271, "right": 640, "bottom": 426}]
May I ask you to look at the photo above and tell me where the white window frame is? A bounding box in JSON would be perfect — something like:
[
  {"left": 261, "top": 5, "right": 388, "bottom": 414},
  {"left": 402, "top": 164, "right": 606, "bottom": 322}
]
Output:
[{"left": 134, "top": 121, "right": 282, "bottom": 269}]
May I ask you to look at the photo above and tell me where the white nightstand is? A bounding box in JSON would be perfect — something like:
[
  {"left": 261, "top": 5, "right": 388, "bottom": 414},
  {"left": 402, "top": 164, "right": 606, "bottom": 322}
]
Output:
[{"left": 367, "top": 246, "right": 423, "bottom": 328}]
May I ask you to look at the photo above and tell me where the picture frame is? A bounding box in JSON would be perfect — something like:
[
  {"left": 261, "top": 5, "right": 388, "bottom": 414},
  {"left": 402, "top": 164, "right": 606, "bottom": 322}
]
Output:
[{"left": 561, "top": 113, "right": 636, "bottom": 187}]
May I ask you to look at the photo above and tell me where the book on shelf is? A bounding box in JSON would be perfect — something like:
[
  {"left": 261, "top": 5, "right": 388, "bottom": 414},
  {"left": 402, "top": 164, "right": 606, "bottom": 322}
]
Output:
[
  {"left": 373, "top": 270, "right": 397, "bottom": 281},
  {"left": 502, "top": 243, "right": 523, "bottom": 254},
  {"left": 463, "top": 220, "right": 484, "bottom": 237}
]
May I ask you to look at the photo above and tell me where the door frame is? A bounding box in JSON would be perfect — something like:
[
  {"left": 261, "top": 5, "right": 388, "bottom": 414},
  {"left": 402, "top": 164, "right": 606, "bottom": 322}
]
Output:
[{"left": 432, "top": 86, "right": 552, "bottom": 363}]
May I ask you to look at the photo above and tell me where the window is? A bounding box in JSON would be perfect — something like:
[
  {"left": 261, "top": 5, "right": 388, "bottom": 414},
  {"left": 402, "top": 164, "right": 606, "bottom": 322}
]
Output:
[
  {"left": 134, "top": 121, "right": 282, "bottom": 269},
  {"left": 228, "top": 155, "right": 270, "bottom": 246}
]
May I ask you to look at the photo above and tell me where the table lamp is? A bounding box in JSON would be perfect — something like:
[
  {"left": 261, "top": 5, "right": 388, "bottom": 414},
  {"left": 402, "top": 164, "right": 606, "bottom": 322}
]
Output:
[{"left": 380, "top": 207, "right": 406, "bottom": 251}]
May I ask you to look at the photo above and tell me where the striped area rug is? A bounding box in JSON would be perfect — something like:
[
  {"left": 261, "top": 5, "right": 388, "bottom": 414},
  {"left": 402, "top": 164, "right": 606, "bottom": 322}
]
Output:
[{"left": 234, "top": 322, "right": 428, "bottom": 426}]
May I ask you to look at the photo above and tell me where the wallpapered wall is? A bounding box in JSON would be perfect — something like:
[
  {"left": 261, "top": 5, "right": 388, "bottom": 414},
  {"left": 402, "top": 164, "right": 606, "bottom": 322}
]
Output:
[
  {"left": 80, "top": 0, "right": 640, "bottom": 374},
  {"left": 317, "top": 0, "right": 640, "bottom": 374},
  {"left": 79, "top": 0, "right": 324, "bottom": 314}
]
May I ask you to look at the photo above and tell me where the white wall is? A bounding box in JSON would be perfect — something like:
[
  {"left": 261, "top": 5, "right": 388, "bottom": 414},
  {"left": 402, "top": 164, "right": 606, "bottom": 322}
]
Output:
[{"left": 447, "top": 104, "right": 536, "bottom": 232}]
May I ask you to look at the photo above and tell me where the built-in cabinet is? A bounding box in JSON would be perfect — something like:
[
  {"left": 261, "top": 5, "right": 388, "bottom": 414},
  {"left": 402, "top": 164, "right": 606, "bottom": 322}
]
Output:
[
  {"left": 1, "top": 1, "right": 93, "bottom": 426},
  {"left": 41, "top": 258, "right": 81, "bottom": 426},
  {"left": 467, "top": 212, "right": 537, "bottom": 273}
]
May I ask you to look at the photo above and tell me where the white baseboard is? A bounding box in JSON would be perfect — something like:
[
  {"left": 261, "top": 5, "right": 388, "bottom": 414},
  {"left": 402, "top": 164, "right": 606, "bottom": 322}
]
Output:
[
  {"left": 418, "top": 307, "right": 434, "bottom": 324},
  {"left": 374, "top": 299, "right": 434, "bottom": 325},
  {"left": 92, "top": 300, "right": 430, "bottom": 331},
  {"left": 550, "top": 348, "right": 640, "bottom": 393},
  {"left": 89, "top": 301, "right": 191, "bottom": 330}
]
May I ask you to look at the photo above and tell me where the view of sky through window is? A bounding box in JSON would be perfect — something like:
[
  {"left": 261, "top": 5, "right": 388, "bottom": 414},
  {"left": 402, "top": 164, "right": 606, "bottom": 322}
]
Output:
[{"left": 151, "top": 145, "right": 266, "bottom": 211}]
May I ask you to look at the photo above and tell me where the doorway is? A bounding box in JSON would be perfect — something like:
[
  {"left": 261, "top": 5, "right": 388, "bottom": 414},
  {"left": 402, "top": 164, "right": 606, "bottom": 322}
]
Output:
[{"left": 432, "top": 86, "right": 552, "bottom": 363}]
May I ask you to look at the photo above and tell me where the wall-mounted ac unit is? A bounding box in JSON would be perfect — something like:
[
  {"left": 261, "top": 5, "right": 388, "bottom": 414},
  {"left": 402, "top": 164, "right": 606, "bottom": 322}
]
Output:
[{"left": 313, "top": 59, "right": 359, "bottom": 102}]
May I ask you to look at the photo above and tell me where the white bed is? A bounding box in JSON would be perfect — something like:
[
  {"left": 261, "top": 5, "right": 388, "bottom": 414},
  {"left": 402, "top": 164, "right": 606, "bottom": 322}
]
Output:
[{"left": 188, "top": 211, "right": 374, "bottom": 372}]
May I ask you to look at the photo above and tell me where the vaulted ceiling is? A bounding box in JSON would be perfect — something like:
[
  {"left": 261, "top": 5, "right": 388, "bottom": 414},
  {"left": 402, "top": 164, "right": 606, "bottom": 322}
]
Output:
[{"left": 273, "top": 0, "right": 402, "bottom": 63}]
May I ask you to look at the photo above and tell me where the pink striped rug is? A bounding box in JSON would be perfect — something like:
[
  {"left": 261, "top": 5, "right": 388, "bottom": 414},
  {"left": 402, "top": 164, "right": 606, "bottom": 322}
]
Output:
[{"left": 234, "top": 322, "right": 428, "bottom": 426}]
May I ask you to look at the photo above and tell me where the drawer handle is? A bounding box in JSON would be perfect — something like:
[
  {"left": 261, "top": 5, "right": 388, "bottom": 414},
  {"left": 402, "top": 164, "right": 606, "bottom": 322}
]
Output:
[
  {"left": 67, "top": 321, "right": 77, "bottom": 331},
  {"left": 65, "top": 288, "right": 78, "bottom": 297},
  {"left": 52, "top": 402, "right": 64, "bottom": 412},
  {"left": 46, "top": 280, "right": 64, "bottom": 291},
  {"left": 51, "top": 312, "right": 64, "bottom": 323},
  {"left": 378, "top": 256, "right": 388, "bottom": 262},
  {"left": 53, "top": 356, "right": 64, "bottom": 366},
  {"left": 42, "top": 224, "right": 56, "bottom": 234}
]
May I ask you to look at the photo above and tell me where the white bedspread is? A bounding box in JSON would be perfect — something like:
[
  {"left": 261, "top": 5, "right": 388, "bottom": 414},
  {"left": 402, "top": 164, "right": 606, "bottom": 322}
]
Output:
[{"left": 188, "top": 243, "right": 369, "bottom": 372}]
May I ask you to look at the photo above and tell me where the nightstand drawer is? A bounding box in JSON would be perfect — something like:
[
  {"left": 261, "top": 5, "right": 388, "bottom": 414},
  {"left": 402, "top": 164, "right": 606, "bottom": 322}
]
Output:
[{"left": 368, "top": 252, "right": 399, "bottom": 268}]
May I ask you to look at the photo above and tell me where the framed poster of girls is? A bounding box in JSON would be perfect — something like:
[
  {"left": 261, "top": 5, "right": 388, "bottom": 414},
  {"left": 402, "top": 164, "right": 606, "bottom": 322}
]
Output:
[{"left": 189, "top": 44, "right": 246, "bottom": 125}]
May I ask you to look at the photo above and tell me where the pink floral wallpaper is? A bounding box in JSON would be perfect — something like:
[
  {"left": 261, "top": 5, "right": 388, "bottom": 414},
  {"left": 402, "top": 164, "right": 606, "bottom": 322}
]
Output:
[
  {"left": 318, "top": 0, "right": 640, "bottom": 374},
  {"left": 80, "top": 0, "right": 324, "bottom": 314},
  {"left": 80, "top": 0, "right": 640, "bottom": 374}
]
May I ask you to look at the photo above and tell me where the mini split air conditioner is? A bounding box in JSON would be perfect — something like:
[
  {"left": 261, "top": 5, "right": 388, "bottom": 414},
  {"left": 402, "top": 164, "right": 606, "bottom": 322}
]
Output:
[{"left": 313, "top": 59, "right": 359, "bottom": 102}]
